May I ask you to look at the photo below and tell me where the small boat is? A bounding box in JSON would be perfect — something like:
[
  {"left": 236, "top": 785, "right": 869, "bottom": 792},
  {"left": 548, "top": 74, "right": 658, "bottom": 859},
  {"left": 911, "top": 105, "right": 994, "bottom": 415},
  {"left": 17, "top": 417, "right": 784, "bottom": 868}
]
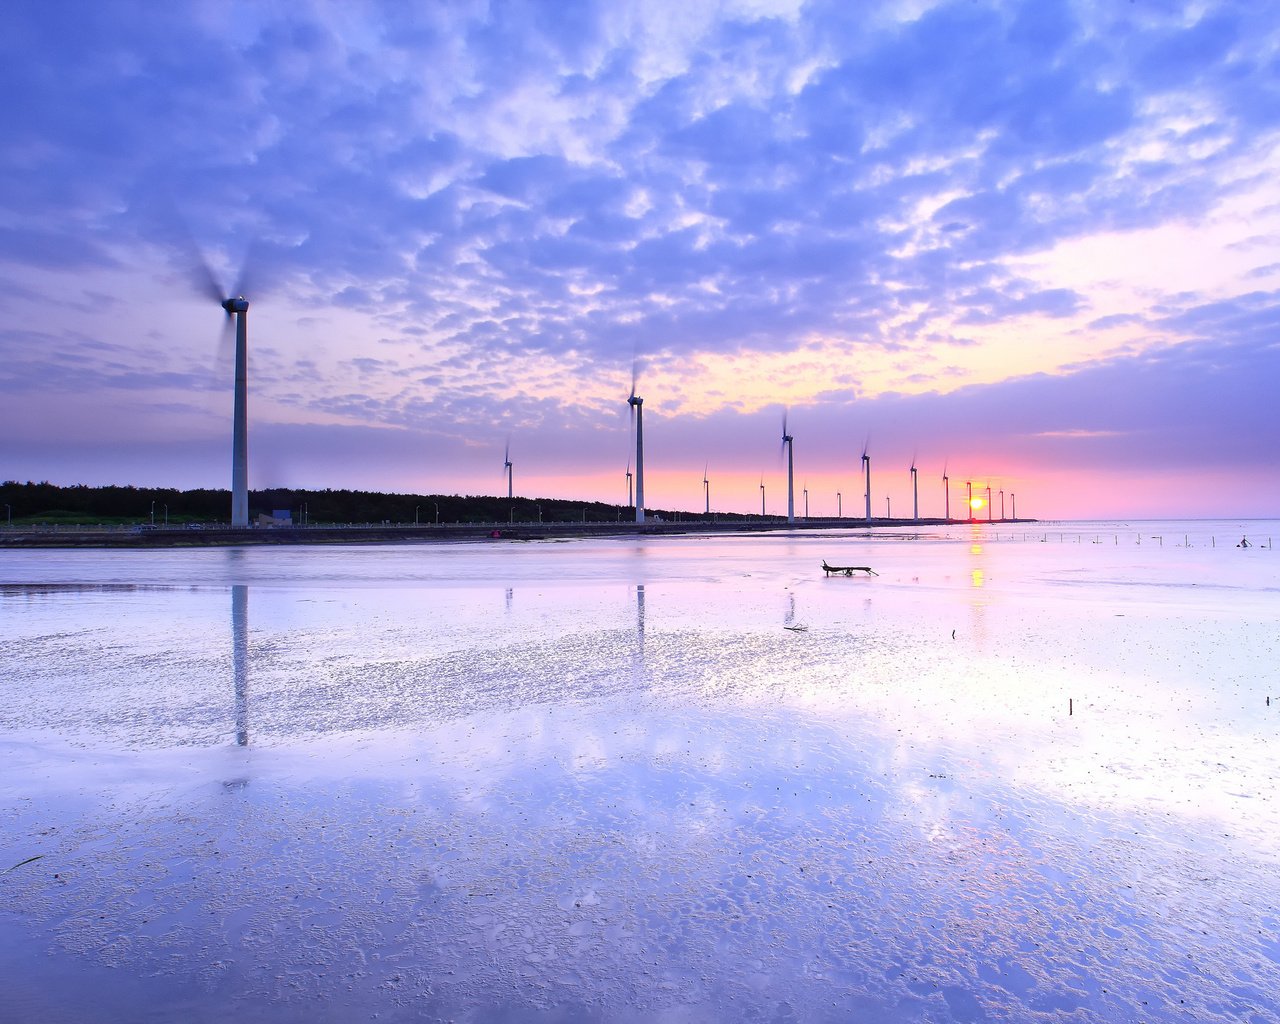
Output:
[{"left": 821, "top": 561, "right": 877, "bottom": 577}]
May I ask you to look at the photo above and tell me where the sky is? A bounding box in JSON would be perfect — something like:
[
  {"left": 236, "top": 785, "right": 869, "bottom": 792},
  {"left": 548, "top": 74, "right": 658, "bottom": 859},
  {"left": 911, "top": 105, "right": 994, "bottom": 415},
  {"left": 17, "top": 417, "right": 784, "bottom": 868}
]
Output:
[{"left": 2, "top": 0, "right": 1278, "bottom": 521}]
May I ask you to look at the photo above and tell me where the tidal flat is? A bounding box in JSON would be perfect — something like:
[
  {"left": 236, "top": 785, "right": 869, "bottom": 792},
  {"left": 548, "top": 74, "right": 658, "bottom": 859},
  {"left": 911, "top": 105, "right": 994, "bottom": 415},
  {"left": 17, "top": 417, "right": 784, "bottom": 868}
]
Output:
[{"left": 2, "top": 521, "right": 1278, "bottom": 1022}]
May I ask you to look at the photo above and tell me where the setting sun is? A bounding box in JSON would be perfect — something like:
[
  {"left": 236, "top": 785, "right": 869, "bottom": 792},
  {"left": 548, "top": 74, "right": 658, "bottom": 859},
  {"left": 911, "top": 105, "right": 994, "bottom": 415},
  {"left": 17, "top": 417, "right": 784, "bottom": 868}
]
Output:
[{"left": 970, "top": 496, "right": 985, "bottom": 511}]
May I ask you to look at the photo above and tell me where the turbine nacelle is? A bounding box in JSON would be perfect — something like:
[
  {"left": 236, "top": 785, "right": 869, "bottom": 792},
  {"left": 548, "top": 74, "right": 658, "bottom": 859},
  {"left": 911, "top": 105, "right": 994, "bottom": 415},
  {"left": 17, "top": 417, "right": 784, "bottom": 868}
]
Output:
[{"left": 222, "top": 296, "right": 249, "bottom": 314}]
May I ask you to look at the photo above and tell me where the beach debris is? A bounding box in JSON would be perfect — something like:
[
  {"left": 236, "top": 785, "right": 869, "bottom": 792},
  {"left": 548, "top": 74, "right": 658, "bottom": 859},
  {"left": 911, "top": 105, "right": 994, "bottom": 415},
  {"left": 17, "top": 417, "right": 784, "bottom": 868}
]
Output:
[
  {"left": 3, "top": 855, "right": 44, "bottom": 873},
  {"left": 783, "top": 624, "right": 809, "bottom": 633},
  {"left": 821, "top": 561, "right": 877, "bottom": 577}
]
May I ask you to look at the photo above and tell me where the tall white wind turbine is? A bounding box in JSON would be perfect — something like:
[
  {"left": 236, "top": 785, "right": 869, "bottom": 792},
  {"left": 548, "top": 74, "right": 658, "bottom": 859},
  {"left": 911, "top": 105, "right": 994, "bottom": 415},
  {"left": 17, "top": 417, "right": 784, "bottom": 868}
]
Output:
[
  {"left": 503, "top": 440, "right": 513, "bottom": 499},
  {"left": 189, "top": 242, "right": 257, "bottom": 528},
  {"left": 911, "top": 459, "right": 919, "bottom": 523},
  {"left": 781, "top": 411, "right": 795, "bottom": 524}
]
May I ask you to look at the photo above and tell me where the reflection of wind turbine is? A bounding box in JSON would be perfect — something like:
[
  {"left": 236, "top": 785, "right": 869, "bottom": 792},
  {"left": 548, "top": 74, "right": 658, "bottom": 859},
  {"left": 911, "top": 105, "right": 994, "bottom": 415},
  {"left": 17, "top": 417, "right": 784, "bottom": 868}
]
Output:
[
  {"left": 633, "top": 584, "right": 647, "bottom": 687},
  {"left": 628, "top": 361, "right": 645, "bottom": 524},
  {"left": 503, "top": 439, "right": 513, "bottom": 499},
  {"left": 910, "top": 458, "right": 919, "bottom": 523},
  {"left": 232, "top": 584, "right": 248, "bottom": 746},
  {"left": 781, "top": 411, "right": 795, "bottom": 524}
]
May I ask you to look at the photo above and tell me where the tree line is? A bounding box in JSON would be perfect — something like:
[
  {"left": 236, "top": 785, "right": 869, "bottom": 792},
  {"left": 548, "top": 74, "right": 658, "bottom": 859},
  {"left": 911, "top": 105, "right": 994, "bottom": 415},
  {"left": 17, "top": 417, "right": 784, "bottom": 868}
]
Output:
[{"left": 0, "top": 480, "right": 753, "bottom": 525}]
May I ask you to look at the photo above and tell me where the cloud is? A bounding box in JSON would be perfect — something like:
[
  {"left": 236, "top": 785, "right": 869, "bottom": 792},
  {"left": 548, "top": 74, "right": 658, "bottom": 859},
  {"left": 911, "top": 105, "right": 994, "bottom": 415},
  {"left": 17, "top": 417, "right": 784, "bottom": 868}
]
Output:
[{"left": 2, "top": 0, "right": 1280, "bottom": 516}]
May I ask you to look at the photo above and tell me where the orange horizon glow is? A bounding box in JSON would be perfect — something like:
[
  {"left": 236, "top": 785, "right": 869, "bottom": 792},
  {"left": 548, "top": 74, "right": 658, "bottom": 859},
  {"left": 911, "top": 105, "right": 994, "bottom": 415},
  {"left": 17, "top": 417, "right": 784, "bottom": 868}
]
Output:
[{"left": 970, "top": 496, "right": 985, "bottom": 511}]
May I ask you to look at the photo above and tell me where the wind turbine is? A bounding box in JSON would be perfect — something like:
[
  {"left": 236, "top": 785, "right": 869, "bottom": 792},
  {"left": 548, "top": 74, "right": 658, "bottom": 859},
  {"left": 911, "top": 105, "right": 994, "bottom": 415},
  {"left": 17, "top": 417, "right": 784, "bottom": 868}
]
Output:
[
  {"left": 986, "top": 485, "right": 993, "bottom": 523},
  {"left": 760, "top": 477, "right": 766, "bottom": 518},
  {"left": 190, "top": 244, "right": 255, "bottom": 528},
  {"left": 702, "top": 464, "right": 710, "bottom": 515},
  {"left": 966, "top": 480, "right": 973, "bottom": 521},
  {"left": 942, "top": 463, "right": 950, "bottom": 522},
  {"left": 626, "top": 457, "right": 633, "bottom": 509},
  {"left": 628, "top": 362, "right": 645, "bottom": 524},
  {"left": 503, "top": 439, "right": 513, "bottom": 500},
  {"left": 861, "top": 444, "right": 872, "bottom": 523},
  {"left": 910, "top": 459, "right": 919, "bottom": 523},
  {"left": 781, "top": 411, "right": 795, "bottom": 524}
]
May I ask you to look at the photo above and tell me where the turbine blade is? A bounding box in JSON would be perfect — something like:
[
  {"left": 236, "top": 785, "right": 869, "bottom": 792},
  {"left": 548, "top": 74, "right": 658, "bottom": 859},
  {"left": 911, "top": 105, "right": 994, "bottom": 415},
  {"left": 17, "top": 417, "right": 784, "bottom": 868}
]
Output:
[{"left": 232, "top": 238, "right": 265, "bottom": 300}]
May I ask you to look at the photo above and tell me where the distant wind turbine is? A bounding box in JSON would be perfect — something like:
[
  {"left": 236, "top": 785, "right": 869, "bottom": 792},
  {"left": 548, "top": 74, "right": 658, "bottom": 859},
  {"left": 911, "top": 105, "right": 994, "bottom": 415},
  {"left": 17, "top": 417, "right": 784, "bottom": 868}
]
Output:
[
  {"left": 862, "top": 444, "right": 872, "bottom": 523},
  {"left": 760, "top": 478, "right": 766, "bottom": 518},
  {"left": 703, "top": 463, "right": 710, "bottom": 515},
  {"left": 910, "top": 459, "right": 919, "bottom": 523},
  {"left": 942, "top": 463, "right": 950, "bottom": 522},
  {"left": 503, "top": 439, "right": 513, "bottom": 500},
  {"left": 628, "top": 361, "right": 645, "bottom": 524},
  {"left": 625, "top": 458, "right": 633, "bottom": 509}
]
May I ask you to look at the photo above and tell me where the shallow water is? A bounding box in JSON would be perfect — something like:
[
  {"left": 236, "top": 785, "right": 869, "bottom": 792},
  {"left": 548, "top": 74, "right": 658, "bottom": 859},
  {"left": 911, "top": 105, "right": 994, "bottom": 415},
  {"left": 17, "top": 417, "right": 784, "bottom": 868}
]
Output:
[{"left": 2, "top": 522, "right": 1278, "bottom": 1022}]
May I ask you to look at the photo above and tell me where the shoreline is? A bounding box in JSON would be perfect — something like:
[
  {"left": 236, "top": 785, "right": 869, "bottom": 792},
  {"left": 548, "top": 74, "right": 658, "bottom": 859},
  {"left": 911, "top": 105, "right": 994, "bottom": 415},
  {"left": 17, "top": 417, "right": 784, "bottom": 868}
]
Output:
[{"left": 0, "top": 517, "right": 1032, "bottom": 548}]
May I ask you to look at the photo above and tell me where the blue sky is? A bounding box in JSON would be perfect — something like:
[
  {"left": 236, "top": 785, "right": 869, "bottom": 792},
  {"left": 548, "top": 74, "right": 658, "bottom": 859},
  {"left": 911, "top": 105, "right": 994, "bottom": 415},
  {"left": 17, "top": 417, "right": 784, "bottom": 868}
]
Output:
[{"left": 2, "top": 0, "right": 1278, "bottom": 519}]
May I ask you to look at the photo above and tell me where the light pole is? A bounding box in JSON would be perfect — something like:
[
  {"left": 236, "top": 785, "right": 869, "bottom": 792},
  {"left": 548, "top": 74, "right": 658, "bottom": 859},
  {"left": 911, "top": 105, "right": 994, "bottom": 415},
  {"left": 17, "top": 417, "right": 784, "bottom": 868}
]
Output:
[
  {"left": 163, "top": 504, "right": 168, "bottom": 526},
  {"left": 1011, "top": 493, "right": 1016, "bottom": 521},
  {"left": 536, "top": 504, "right": 542, "bottom": 523},
  {"left": 886, "top": 496, "right": 891, "bottom": 519},
  {"left": 415, "top": 505, "right": 420, "bottom": 525},
  {"left": 150, "top": 500, "right": 155, "bottom": 525},
  {"left": 434, "top": 502, "right": 439, "bottom": 524}
]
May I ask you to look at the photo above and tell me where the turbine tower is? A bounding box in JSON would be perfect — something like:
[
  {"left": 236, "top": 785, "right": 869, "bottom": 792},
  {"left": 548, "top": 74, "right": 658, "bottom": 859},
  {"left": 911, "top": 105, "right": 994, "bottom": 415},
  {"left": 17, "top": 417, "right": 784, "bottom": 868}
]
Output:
[
  {"left": 222, "top": 295, "right": 250, "bottom": 527},
  {"left": 910, "top": 461, "right": 919, "bottom": 522},
  {"left": 503, "top": 440, "right": 513, "bottom": 500},
  {"left": 943, "top": 465, "right": 950, "bottom": 522},
  {"left": 781, "top": 411, "right": 795, "bottom": 525},
  {"left": 628, "top": 364, "right": 645, "bottom": 524},
  {"left": 966, "top": 480, "right": 973, "bottom": 521},
  {"left": 626, "top": 459, "right": 633, "bottom": 509},
  {"left": 703, "top": 464, "right": 710, "bottom": 515}
]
